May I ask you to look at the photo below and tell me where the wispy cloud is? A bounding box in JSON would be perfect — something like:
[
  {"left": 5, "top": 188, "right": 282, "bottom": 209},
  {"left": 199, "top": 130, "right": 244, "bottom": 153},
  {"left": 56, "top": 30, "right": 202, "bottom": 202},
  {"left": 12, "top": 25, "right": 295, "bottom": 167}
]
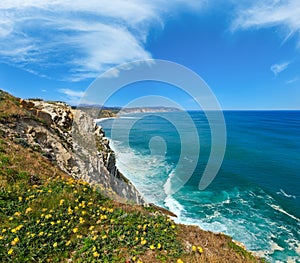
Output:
[
  {"left": 232, "top": 1, "right": 300, "bottom": 46},
  {"left": 59, "top": 88, "right": 85, "bottom": 105},
  {"left": 0, "top": 0, "right": 203, "bottom": 81},
  {"left": 270, "top": 61, "right": 290, "bottom": 77},
  {"left": 286, "top": 77, "right": 298, "bottom": 84}
]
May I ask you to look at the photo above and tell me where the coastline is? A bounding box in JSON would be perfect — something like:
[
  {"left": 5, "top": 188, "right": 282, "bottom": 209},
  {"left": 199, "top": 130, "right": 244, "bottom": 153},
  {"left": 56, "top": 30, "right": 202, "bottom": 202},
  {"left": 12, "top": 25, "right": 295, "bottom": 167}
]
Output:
[
  {"left": 0, "top": 90, "right": 269, "bottom": 262},
  {"left": 96, "top": 111, "right": 300, "bottom": 263},
  {"left": 96, "top": 116, "right": 261, "bottom": 259}
]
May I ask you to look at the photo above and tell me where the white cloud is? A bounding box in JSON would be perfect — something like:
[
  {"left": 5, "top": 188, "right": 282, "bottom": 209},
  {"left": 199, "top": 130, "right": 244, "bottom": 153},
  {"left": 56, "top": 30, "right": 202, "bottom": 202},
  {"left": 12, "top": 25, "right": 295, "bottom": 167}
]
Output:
[
  {"left": 59, "top": 88, "right": 85, "bottom": 105},
  {"left": 286, "top": 77, "right": 298, "bottom": 84},
  {"left": 270, "top": 61, "right": 290, "bottom": 76},
  {"left": 59, "top": 88, "right": 85, "bottom": 98},
  {"left": 0, "top": 0, "right": 203, "bottom": 81},
  {"left": 232, "top": 1, "right": 300, "bottom": 46}
]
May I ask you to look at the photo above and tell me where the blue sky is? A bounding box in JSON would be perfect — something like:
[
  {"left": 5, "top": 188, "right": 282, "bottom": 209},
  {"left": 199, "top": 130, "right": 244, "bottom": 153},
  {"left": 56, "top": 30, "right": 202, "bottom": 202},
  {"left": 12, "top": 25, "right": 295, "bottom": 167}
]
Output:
[{"left": 0, "top": 0, "right": 299, "bottom": 109}]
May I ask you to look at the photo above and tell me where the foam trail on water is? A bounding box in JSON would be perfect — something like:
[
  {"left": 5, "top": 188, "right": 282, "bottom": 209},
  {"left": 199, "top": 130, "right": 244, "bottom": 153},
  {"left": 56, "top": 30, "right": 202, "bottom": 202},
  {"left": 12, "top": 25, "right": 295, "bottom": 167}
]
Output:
[
  {"left": 268, "top": 204, "right": 300, "bottom": 223},
  {"left": 108, "top": 139, "right": 173, "bottom": 203},
  {"left": 276, "top": 189, "right": 296, "bottom": 199},
  {"left": 164, "top": 195, "right": 186, "bottom": 222}
]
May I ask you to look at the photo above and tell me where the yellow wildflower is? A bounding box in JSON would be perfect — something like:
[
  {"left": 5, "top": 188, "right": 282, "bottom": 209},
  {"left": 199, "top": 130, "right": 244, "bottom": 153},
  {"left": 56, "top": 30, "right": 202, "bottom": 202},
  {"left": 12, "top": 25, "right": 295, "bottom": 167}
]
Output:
[
  {"left": 93, "top": 251, "right": 100, "bottom": 257},
  {"left": 177, "top": 259, "right": 184, "bottom": 263},
  {"left": 51, "top": 222, "right": 55, "bottom": 225},
  {"left": 14, "top": 212, "right": 21, "bottom": 217},
  {"left": 0, "top": 236, "right": 3, "bottom": 240},
  {"left": 8, "top": 248, "right": 13, "bottom": 255},
  {"left": 38, "top": 231, "right": 44, "bottom": 236},
  {"left": 18, "top": 196, "right": 22, "bottom": 202},
  {"left": 68, "top": 207, "right": 73, "bottom": 214},
  {"left": 53, "top": 242, "right": 58, "bottom": 248},
  {"left": 25, "top": 207, "right": 32, "bottom": 214},
  {"left": 100, "top": 214, "right": 107, "bottom": 220},
  {"left": 141, "top": 239, "right": 147, "bottom": 245},
  {"left": 157, "top": 243, "right": 162, "bottom": 249},
  {"left": 89, "top": 226, "right": 95, "bottom": 231},
  {"left": 150, "top": 244, "right": 155, "bottom": 250},
  {"left": 45, "top": 214, "right": 52, "bottom": 219},
  {"left": 65, "top": 240, "right": 71, "bottom": 246},
  {"left": 197, "top": 246, "right": 203, "bottom": 253},
  {"left": 11, "top": 237, "right": 20, "bottom": 245},
  {"left": 192, "top": 245, "right": 197, "bottom": 252},
  {"left": 9, "top": 217, "right": 13, "bottom": 221},
  {"left": 72, "top": 228, "right": 78, "bottom": 233},
  {"left": 16, "top": 225, "right": 23, "bottom": 231},
  {"left": 102, "top": 235, "right": 107, "bottom": 239},
  {"left": 59, "top": 199, "right": 65, "bottom": 206},
  {"left": 132, "top": 256, "right": 136, "bottom": 261},
  {"left": 2, "top": 229, "right": 6, "bottom": 233}
]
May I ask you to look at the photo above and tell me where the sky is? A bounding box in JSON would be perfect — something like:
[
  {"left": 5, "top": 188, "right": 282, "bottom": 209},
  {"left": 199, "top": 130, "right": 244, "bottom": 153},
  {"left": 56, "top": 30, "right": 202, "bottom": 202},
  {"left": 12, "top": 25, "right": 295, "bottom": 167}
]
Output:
[{"left": 0, "top": 0, "right": 299, "bottom": 109}]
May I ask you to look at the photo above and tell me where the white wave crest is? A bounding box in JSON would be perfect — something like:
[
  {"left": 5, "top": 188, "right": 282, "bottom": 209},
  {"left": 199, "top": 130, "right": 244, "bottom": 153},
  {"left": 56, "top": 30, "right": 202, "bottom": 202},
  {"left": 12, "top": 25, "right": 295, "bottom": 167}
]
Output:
[{"left": 276, "top": 189, "right": 296, "bottom": 199}]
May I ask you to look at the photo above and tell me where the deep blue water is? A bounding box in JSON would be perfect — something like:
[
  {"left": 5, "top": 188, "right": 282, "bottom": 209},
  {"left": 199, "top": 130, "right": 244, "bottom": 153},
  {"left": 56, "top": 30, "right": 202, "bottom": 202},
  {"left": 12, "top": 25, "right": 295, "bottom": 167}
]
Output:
[{"left": 98, "top": 111, "right": 300, "bottom": 263}]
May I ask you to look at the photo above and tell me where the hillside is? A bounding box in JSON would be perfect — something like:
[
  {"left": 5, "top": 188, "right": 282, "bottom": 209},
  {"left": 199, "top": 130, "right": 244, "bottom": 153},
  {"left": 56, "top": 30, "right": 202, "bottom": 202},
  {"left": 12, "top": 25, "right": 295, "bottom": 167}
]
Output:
[{"left": 0, "top": 90, "right": 268, "bottom": 262}]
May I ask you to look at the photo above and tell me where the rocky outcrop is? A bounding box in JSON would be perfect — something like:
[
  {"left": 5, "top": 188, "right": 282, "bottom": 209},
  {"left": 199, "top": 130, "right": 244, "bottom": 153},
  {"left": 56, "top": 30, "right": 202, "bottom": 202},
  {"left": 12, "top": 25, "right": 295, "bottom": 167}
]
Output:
[{"left": 0, "top": 95, "right": 144, "bottom": 204}]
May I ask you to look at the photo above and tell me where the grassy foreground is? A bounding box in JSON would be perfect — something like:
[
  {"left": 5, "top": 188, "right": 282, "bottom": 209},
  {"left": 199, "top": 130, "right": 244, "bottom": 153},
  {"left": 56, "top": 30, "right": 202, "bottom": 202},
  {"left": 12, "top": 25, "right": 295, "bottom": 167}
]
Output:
[{"left": 0, "top": 134, "right": 268, "bottom": 263}]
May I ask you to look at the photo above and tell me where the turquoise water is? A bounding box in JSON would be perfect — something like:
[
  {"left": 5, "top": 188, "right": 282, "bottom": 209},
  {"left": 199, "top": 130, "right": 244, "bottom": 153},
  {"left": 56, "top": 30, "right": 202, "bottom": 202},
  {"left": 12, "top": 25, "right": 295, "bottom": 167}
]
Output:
[{"left": 98, "top": 111, "right": 300, "bottom": 263}]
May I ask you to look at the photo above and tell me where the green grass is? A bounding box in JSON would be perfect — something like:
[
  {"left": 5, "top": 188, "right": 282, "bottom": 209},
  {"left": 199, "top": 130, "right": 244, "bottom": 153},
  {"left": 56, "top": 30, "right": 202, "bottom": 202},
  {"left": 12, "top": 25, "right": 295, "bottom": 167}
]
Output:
[
  {"left": 0, "top": 172, "right": 183, "bottom": 263},
  {"left": 228, "top": 241, "right": 257, "bottom": 261}
]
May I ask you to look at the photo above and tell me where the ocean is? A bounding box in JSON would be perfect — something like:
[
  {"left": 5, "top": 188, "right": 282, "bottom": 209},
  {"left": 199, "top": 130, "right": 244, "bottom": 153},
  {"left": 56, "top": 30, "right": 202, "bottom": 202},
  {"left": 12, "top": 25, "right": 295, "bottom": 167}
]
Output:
[{"left": 97, "top": 110, "right": 300, "bottom": 263}]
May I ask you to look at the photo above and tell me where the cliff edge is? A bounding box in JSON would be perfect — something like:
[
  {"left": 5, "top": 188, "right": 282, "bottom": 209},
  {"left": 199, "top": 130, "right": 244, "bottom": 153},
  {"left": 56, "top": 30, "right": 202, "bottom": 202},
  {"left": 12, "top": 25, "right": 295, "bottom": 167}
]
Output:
[{"left": 0, "top": 90, "right": 144, "bottom": 204}]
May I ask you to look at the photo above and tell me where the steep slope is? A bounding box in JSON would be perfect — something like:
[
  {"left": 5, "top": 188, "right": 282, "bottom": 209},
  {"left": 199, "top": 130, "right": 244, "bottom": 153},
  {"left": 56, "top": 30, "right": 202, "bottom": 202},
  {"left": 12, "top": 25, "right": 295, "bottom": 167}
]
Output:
[{"left": 0, "top": 90, "right": 143, "bottom": 204}]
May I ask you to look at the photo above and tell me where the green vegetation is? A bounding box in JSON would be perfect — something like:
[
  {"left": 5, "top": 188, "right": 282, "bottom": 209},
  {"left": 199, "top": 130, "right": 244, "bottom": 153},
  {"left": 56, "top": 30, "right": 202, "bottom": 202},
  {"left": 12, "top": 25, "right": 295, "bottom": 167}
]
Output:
[
  {"left": 228, "top": 241, "right": 256, "bottom": 261},
  {"left": 0, "top": 165, "right": 184, "bottom": 262}
]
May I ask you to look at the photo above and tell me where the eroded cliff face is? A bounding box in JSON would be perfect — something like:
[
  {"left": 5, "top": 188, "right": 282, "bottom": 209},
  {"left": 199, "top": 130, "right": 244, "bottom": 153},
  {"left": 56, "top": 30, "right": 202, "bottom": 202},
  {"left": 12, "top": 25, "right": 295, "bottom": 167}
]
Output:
[{"left": 0, "top": 92, "right": 144, "bottom": 204}]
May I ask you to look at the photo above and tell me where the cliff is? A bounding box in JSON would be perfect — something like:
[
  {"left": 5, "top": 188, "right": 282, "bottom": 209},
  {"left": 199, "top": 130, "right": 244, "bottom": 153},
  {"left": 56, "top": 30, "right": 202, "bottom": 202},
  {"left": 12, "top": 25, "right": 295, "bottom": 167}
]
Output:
[{"left": 0, "top": 90, "right": 144, "bottom": 204}]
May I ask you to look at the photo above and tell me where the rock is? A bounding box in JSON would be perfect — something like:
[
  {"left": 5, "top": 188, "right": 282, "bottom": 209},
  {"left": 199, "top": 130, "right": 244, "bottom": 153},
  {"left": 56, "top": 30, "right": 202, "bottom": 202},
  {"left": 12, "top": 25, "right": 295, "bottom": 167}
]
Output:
[
  {"left": 36, "top": 110, "right": 52, "bottom": 126},
  {"left": 1, "top": 98, "right": 145, "bottom": 205},
  {"left": 20, "top": 99, "right": 35, "bottom": 109}
]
